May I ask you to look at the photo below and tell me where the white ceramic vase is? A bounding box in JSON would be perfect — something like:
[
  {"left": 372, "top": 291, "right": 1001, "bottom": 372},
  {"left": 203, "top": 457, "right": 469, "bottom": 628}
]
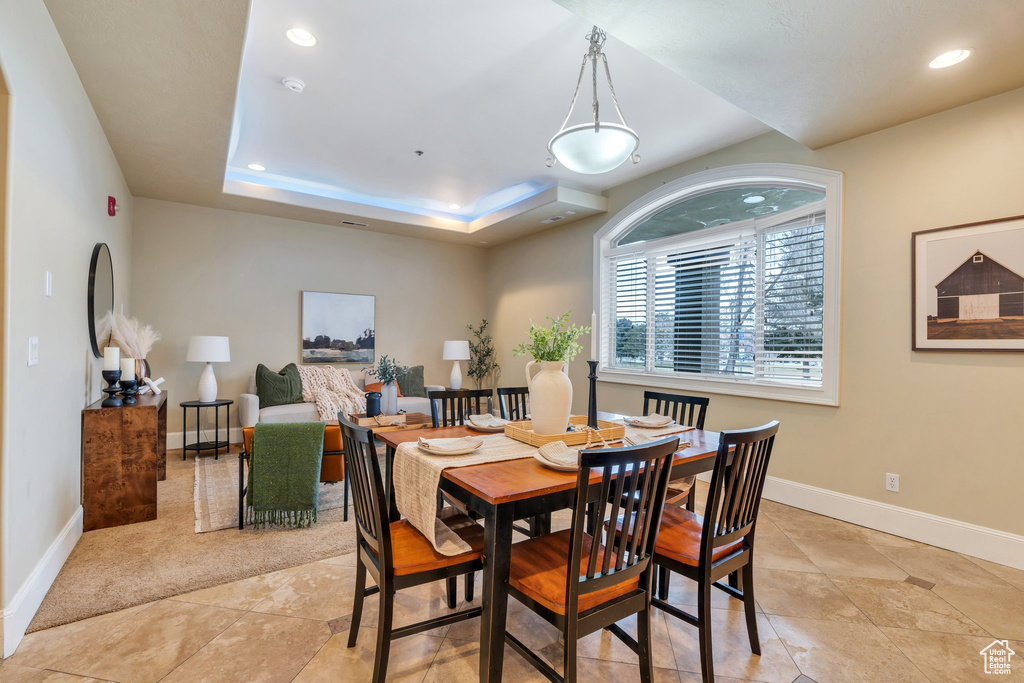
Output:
[
  {"left": 525, "top": 360, "right": 572, "bottom": 435},
  {"left": 381, "top": 382, "right": 399, "bottom": 415}
]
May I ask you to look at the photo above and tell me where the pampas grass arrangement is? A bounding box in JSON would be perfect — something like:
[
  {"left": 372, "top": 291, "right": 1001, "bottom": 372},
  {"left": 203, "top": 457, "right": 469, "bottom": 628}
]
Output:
[{"left": 102, "top": 312, "right": 161, "bottom": 360}]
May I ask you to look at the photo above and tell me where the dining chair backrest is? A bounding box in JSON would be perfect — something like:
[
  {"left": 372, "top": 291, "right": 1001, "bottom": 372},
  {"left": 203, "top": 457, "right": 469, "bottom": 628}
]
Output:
[
  {"left": 338, "top": 413, "right": 392, "bottom": 569},
  {"left": 569, "top": 438, "right": 678, "bottom": 603},
  {"left": 700, "top": 421, "right": 780, "bottom": 565},
  {"left": 496, "top": 387, "right": 529, "bottom": 421},
  {"left": 642, "top": 391, "right": 709, "bottom": 430},
  {"left": 428, "top": 389, "right": 493, "bottom": 428}
]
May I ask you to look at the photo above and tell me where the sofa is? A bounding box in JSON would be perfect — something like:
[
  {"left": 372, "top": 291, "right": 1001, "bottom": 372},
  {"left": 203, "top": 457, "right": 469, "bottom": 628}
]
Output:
[{"left": 238, "top": 368, "right": 444, "bottom": 428}]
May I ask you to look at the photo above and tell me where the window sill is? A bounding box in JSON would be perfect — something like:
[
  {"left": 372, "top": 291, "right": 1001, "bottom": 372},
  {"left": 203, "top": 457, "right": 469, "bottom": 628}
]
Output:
[{"left": 596, "top": 368, "right": 839, "bottom": 406}]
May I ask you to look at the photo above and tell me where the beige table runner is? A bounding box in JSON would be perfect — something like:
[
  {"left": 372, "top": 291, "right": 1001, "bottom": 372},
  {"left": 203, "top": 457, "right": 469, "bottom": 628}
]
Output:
[{"left": 394, "top": 433, "right": 539, "bottom": 555}]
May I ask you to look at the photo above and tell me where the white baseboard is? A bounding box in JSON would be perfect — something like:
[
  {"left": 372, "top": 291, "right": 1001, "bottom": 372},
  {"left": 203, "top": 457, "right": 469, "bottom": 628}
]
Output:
[
  {"left": 694, "top": 472, "right": 1024, "bottom": 571},
  {"left": 3, "top": 506, "right": 83, "bottom": 657},
  {"left": 167, "top": 427, "right": 243, "bottom": 451}
]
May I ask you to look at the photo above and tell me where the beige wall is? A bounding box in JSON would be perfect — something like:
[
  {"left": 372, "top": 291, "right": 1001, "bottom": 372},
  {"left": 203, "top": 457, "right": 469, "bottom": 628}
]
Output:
[
  {"left": 0, "top": 0, "right": 133, "bottom": 607},
  {"left": 131, "top": 199, "right": 489, "bottom": 433},
  {"left": 0, "top": 48, "right": 9, "bottom": 654},
  {"left": 487, "top": 87, "right": 1024, "bottom": 537}
]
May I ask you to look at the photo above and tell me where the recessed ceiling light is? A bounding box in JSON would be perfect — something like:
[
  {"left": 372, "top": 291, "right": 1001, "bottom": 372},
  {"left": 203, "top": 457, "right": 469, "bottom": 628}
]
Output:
[
  {"left": 743, "top": 195, "right": 766, "bottom": 204},
  {"left": 448, "top": 204, "right": 462, "bottom": 210},
  {"left": 929, "top": 48, "right": 972, "bottom": 69},
  {"left": 247, "top": 163, "right": 266, "bottom": 171},
  {"left": 286, "top": 28, "right": 317, "bottom": 47}
]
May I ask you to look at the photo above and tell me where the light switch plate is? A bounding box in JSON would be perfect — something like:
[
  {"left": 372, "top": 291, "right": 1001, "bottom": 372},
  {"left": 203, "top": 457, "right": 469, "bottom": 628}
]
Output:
[
  {"left": 28, "top": 337, "right": 39, "bottom": 366},
  {"left": 45, "top": 271, "right": 52, "bottom": 297}
]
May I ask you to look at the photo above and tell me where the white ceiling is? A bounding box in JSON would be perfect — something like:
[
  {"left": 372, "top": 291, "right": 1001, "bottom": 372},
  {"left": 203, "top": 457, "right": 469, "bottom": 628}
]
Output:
[
  {"left": 553, "top": 0, "right": 1024, "bottom": 149},
  {"left": 43, "top": 0, "right": 1024, "bottom": 244},
  {"left": 225, "top": 0, "right": 768, "bottom": 228}
]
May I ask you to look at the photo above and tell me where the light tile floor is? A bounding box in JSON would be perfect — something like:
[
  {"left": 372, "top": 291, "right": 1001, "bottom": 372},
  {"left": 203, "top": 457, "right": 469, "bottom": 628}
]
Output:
[{"left": 4, "top": 495, "right": 1024, "bottom": 682}]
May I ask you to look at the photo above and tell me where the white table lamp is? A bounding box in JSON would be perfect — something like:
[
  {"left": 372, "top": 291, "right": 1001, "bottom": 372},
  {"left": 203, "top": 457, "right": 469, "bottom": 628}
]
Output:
[
  {"left": 443, "top": 340, "right": 471, "bottom": 390},
  {"left": 187, "top": 336, "right": 230, "bottom": 403}
]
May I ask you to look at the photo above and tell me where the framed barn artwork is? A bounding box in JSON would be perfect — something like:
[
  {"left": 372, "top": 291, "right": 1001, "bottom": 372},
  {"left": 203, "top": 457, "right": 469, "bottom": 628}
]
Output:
[
  {"left": 912, "top": 215, "right": 1024, "bottom": 351},
  {"left": 300, "top": 291, "right": 375, "bottom": 363}
]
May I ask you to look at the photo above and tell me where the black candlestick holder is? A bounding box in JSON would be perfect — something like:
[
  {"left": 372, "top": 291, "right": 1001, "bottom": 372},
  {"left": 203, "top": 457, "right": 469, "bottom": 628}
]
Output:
[
  {"left": 119, "top": 378, "right": 139, "bottom": 404},
  {"left": 587, "top": 360, "right": 599, "bottom": 428},
  {"left": 101, "top": 369, "right": 123, "bottom": 407}
]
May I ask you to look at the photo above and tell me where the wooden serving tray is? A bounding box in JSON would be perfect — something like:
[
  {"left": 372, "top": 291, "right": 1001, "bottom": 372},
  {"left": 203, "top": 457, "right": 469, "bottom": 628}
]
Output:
[
  {"left": 504, "top": 415, "right": 625, "bottom": 447},
  {"left": 351, "top": 413, "right": 405, "bottom": 427}
]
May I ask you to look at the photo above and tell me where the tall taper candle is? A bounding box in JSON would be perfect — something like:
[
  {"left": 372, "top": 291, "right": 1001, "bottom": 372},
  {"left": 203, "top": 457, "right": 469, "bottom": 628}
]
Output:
[
  {"left": 120, "top": 357, "right": 135, "bottom": 380},
  {"left": 591, "top": 311, "right": 597, "bottom": 360},
  {"left": 103, "top": 346, "right": 120, "bottom": 371}
]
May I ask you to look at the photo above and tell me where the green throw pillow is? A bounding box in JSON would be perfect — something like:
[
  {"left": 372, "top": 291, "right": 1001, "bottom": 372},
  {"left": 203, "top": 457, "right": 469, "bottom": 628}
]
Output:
[
  {"left": 397, "top": 365, "right": 426, "bottom": 398},
  {"left": 255, "top": 363, "right": 302, "bottom": 409}
]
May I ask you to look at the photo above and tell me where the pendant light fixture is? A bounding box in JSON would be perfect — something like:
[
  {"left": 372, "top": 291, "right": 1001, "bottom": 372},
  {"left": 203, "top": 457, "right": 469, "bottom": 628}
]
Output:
[{"left": 546, "top": 26, "right": 640, "bottom": 175}]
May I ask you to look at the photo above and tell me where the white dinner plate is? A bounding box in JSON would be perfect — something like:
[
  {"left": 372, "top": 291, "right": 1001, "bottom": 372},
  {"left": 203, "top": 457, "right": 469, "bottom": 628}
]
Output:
[
  {"left": 623, "top": 417, "right": 677, "bottom": 428},
  {"left": 533, "top": 452, "right": 578, "bottom": 472},
  {"left": 418, "top": 443, "right": 481, "bottom": 456},
  {"left": 466, "top": 424, "right": 506, "bottom": 433}
]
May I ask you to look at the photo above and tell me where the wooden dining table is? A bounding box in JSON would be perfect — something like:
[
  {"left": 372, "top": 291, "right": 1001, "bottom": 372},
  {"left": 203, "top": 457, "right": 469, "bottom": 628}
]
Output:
[{"left": 377, "top": 412, "right": 721, "bottom": 682}]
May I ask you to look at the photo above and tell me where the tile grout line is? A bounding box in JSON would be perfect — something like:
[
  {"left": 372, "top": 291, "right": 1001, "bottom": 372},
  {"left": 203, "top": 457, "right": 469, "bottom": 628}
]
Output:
[
  {"left": 154, "top": 603, "right": 249, "bottom": 683},
  {"left": 872, "top": 625, "right": 941, "bottom": 683},
  {"left": 866, "top": 553, "right": 999, "bottom": 639}
]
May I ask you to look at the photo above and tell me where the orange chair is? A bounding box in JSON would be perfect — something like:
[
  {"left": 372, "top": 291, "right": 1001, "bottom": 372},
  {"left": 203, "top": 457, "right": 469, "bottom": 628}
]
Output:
[{"left": 239, "top": 423, "right": 348, "bottom": 528}]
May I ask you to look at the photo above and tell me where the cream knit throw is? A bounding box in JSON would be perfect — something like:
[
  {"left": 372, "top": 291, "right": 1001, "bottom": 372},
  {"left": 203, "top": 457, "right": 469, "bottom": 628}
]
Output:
[{"left": 296, "top": 365, "right": 366, "bottom": 421}]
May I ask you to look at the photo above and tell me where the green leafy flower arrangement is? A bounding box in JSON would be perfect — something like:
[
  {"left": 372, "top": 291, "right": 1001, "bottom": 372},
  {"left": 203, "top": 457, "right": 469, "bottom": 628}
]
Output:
[
  {"left": 364, "top": 355, "right": 407, "bottom": 384},
  {"left": 513, "top": 310, "right": 591, "bottom": 362}
]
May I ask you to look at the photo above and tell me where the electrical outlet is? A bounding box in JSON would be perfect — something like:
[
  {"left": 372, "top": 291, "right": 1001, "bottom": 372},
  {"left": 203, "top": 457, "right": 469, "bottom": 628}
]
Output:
[
  {"left": 28, "top": 337, "right": 39, "bottom": 366},
  {"left": 885, "top": 473, "right": 900, "bottom": 492}
]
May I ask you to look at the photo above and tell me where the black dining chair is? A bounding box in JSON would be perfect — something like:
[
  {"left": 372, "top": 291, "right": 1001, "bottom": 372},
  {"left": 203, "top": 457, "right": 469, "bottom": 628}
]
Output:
[
  {"left": 652, "top": 421, "right": 780, "bottom": 683},
  {"left": 640, "top": 391, "right": 711, "bottom": 598},
  {"left": 339, "top": 414, "right": 484, "bottom": 683},
  {"left": 429, "top": 388, "right": 548, "bottom": 539},
  {"left": 642, "top": 390, "right": 709, "bottom": 430},
  {"left": 428, "top": 389, "right": 493, "bottom": 428},
  {"left": 496, "top": 386, "right": 530, "bottom": 420},
  {"left": 504, "top": 437, "right": 679, "bottom": 683}
]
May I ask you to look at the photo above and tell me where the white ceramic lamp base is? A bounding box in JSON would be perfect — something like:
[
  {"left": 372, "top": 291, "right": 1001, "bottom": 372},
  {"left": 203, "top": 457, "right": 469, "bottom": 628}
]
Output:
[
  {"left": 197, "top": 362, "right": 218, "bottom": 403},
  {"left": 449, "top": 361, "right": 463, "bottom": 390}
]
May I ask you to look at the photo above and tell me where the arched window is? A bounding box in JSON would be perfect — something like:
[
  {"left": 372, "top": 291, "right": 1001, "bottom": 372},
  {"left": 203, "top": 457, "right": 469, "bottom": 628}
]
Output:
[{"left": 594, "top": 163, "right": 842, "bottom": 405}]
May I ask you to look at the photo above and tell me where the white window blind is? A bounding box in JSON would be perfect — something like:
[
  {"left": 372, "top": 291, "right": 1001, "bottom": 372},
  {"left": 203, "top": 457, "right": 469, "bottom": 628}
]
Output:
[{"left": 602, "top": 208, "right": 826, "bottom": 390}]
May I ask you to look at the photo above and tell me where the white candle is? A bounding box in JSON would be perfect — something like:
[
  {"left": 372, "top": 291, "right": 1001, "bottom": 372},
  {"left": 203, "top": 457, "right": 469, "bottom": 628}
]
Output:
[
  {"left": 591, "top": 311, "right": 598, "bottom": 360},
  {"left": 103, "top": 346, "right": 120, "bottom": 371},
  {"left": 120, "top": 357, "right": 135, "bottom": 380}
]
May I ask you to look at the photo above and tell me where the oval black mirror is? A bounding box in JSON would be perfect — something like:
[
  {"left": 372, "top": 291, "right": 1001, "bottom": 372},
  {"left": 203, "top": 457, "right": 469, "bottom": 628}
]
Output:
[{"left": 88, "top": 243, "right": 114, "bottom": 358}]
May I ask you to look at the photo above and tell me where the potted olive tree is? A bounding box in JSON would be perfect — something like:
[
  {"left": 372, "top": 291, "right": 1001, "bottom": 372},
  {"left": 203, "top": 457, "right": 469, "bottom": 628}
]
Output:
[{"left": 513, "top": 310, "right": 590, "bottom": 435}]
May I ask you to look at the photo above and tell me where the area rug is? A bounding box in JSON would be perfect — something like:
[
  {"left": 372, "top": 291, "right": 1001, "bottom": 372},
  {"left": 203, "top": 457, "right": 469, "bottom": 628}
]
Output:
[
  {"left": 194, "top": 455, "right": 346, "bottom": 532},
  {"left": 28, "top": 449, "right": 356, "bottom": 633}
]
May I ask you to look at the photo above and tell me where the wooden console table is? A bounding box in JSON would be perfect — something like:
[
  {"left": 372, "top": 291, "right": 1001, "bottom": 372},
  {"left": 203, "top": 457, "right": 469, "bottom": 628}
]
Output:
[{"left": 81, "top": 392, "right": 168, "bottom": 531}]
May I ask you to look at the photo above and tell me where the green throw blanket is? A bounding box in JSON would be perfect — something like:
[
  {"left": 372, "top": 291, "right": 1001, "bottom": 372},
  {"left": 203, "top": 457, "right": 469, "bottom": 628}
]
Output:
[{"left": 246, "top": 422, "right": 326, "bottom": 528}]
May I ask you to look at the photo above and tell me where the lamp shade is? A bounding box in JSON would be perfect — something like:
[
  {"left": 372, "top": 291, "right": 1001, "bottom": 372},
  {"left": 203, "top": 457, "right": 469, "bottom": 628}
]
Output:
[
  {"left": 442, "top": 340, "right": 470, "bottom": 361},
  {"left": 186, "top": 336, "right": 231, "bottom": 363},
  {"left": 549, "top": 123, "right": 639, "bottom": 175}
]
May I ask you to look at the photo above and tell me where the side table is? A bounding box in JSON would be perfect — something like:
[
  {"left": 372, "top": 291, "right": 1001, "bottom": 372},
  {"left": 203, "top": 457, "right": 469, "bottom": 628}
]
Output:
[{"left": 180, "top": 399, "right": 233, "bottom": 459}]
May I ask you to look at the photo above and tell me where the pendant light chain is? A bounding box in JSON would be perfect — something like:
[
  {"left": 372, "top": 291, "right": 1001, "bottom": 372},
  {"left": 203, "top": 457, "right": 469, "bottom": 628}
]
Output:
[{"left": 546, "top": 25, "right": 641, "bottom": 171}]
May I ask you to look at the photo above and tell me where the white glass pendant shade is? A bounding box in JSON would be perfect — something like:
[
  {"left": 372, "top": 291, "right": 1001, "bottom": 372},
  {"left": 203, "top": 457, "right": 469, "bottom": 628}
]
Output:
[{"left": 549, "top": 123, "right": 639, "bottom": 174}]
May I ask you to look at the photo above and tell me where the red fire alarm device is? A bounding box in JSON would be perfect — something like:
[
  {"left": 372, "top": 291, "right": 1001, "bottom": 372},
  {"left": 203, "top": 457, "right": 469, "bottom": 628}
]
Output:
[{"left": 108, "top": 196, "right": 117, "bottom": 216}]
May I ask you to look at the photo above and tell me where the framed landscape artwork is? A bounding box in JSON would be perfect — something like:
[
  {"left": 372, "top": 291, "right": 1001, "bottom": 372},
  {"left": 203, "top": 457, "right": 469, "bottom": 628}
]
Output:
[
  {"left": 301, "top": 291, "right": 375, "bottom": 363},
  {"left": 912, "top": 215, "right": 1024, "bottom": 351}
]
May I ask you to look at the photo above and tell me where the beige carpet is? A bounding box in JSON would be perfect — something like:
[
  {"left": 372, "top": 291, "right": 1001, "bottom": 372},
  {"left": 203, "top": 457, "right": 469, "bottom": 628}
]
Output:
[
  {"left": 194, "top": 455, "right": 346, "bottom": 532},
  {"left": 29, "top": 449, "right": 355, "bottom": 633}
]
